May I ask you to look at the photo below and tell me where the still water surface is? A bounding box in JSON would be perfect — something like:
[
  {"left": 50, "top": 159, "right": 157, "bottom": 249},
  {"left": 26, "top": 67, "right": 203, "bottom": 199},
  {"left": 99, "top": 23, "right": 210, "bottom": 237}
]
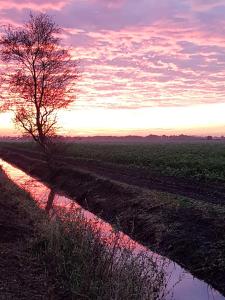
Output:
[{"left": 0, "top": 158, "right": 224, "bottom": 300}]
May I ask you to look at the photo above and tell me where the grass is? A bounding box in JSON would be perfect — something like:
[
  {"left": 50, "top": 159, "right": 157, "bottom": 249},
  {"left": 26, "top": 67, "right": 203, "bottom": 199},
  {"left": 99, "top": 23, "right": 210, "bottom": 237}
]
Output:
[
  {"left": 0, "top": 168, "right": 168, "bottom": 300},
  {"left": 66, "top": 141, "right": 225, "bottom": 183},
  {"left": 37, "top": 210, "right": 167, "bottom": 300}
]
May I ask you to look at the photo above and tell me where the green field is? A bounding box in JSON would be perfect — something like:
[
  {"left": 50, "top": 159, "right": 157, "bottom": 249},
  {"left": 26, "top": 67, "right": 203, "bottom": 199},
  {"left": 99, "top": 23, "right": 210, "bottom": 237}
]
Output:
[
  {"left": 2, "top": 140, "right": 225, "bottom": 183},
  {"left": 67, "top": 141, "right": 225, "bottom": 183}
]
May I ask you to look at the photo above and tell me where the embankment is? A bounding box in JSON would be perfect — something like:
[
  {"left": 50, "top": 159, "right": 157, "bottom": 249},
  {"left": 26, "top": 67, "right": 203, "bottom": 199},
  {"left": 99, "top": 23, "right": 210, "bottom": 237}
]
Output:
[
  {"left": 0, "top": 169, "right": 165, "bottom": 300},
  {"left": 0, "top": 146, "right": 225, "bottom": 296}
]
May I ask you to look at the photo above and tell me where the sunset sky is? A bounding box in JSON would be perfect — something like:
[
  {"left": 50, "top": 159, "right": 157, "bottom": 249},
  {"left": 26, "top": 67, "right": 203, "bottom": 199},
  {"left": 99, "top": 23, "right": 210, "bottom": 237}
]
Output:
[{"left": 1, "top": 0, "right": 225, "bottom": 136}]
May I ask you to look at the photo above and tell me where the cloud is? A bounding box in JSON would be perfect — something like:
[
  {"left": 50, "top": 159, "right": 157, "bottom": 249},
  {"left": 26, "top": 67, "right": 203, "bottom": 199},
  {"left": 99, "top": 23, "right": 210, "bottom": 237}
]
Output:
[
  {"left": 1, "top": 0, "right": 225, "bottom": 109},
  {"left": 0, "top": 0, "right": 70, "bottom": 11}
]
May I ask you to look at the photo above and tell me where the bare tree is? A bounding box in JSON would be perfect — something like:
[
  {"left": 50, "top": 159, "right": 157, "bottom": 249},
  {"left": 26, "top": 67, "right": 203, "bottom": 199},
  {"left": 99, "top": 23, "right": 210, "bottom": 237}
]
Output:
[{"left": 0, "top": 13, "right": 78, "bottom": 157}]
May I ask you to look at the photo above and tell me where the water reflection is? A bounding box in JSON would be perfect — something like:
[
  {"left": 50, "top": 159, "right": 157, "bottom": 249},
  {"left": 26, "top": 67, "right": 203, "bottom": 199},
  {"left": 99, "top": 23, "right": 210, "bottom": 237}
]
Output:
[{"left": 0, "top": 158, "right": 224, "bottom": 300}]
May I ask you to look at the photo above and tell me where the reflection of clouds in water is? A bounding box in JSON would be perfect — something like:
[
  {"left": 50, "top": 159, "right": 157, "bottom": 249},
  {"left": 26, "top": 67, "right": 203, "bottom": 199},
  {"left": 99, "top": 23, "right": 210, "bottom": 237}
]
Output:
[{"left": 0, "top": 158, "right": 224, "bottom": 300}]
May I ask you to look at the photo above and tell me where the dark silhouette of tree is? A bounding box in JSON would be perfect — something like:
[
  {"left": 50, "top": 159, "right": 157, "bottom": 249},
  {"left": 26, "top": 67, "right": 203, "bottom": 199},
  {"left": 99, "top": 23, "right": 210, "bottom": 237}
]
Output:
[{"left": 0, "top": 13, "right": 78, "bottom": 156}]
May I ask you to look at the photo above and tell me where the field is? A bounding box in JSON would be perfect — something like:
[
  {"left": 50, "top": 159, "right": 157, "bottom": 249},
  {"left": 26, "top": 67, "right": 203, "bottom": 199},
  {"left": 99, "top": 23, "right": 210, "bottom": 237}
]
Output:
[
  {"left": 68, "top": 141, "right": 225, "bottom": 183},
  {"left": 0, "top": 141, "right": 225, "bottom": 295},
  {"left": 2, "top": 140, "right": 225, "bottom": 183}
]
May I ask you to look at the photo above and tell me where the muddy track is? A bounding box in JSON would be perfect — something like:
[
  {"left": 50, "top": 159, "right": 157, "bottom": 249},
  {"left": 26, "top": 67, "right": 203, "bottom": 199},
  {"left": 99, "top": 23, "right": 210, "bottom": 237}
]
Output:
[{"left": 2, "top": 146, "right": 225, "bottom": 206}]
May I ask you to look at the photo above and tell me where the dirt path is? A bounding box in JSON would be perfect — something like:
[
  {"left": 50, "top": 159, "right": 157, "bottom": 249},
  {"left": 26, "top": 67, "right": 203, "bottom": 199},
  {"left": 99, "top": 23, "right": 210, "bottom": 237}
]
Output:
[
  {"left": 65, "top": 157, "right": 225, "bottom": 206},
  {"left": 0, "top": 173, "right": 59, "bottom": 299},
  {"left": 2, "top": 146, "right": 225, "bottom": 206}
]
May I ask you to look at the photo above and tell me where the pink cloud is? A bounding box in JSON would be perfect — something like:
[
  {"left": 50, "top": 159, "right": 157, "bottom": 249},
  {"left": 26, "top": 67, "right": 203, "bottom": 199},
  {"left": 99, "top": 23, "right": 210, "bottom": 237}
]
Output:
[
  {"left": 1, "top": 0, "right": 225, "bottom": 110},
  {"left": 0, "top": 0, "right": 69, "bottom": 11}
]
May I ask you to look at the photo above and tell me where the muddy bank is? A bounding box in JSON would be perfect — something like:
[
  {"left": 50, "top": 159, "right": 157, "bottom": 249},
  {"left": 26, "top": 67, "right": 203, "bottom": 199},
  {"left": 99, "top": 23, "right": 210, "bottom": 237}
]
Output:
[{"left": 1, "top": 148, "right": 225, "bottom": 296}]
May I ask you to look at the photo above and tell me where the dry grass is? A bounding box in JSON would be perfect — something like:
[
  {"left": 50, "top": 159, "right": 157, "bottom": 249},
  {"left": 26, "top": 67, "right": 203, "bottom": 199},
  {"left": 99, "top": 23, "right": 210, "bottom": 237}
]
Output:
[
  {"left": 32, "top": 207, "right": 169, "bottom": 299},
  {"left": 0, "top": 168, "right": 169, "bottom": 300}
]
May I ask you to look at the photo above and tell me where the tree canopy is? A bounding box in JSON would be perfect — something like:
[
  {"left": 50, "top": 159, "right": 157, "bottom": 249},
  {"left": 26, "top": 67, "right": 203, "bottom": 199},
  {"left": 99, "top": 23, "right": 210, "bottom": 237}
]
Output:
[{"left": 0, "top": 13, "right": 78, "bottom": 150}]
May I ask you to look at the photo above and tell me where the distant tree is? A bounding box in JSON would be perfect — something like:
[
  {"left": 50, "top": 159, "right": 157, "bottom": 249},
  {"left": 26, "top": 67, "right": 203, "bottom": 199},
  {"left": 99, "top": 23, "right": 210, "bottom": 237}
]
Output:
[
  {"left": 207, "top": 136, "right": 213, "bottom": 141},
  {"left": 0, "top": 13, "right": 78, "bottom": 158}
]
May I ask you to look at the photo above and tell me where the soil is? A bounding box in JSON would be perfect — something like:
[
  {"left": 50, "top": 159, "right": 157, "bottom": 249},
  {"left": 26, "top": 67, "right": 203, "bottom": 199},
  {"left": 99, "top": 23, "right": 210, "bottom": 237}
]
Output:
[
  {"left": 1, "top": 146, "right": 225, "bottom": 296},
  {"left": 0, "top": 173, "right": 61, "bottom": 299},
  {"left": 63, "top": 156, "right": 225, "bottom": 205}
]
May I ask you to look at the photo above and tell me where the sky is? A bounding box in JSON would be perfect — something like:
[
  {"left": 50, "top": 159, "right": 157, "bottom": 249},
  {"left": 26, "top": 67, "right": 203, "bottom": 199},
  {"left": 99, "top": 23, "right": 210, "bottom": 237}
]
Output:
[{"left": 1, "top": 0, "right": 225, "bottom": 136}]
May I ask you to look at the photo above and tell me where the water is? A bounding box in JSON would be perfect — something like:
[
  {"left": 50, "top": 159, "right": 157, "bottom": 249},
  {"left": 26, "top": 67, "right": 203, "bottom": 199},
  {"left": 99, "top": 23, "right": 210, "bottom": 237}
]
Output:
[{"left": 0, "top": 158, "right": 224, "bottom": 300}]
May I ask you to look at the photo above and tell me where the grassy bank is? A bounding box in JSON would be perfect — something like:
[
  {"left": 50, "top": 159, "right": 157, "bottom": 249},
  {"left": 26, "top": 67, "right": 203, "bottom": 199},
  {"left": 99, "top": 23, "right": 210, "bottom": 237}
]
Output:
[
  {"left": 0, "top": 149, "right": 225, "bottom": 295},
  {"left": 0, "top": 169, "right": 166, "bottom": 299}
]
